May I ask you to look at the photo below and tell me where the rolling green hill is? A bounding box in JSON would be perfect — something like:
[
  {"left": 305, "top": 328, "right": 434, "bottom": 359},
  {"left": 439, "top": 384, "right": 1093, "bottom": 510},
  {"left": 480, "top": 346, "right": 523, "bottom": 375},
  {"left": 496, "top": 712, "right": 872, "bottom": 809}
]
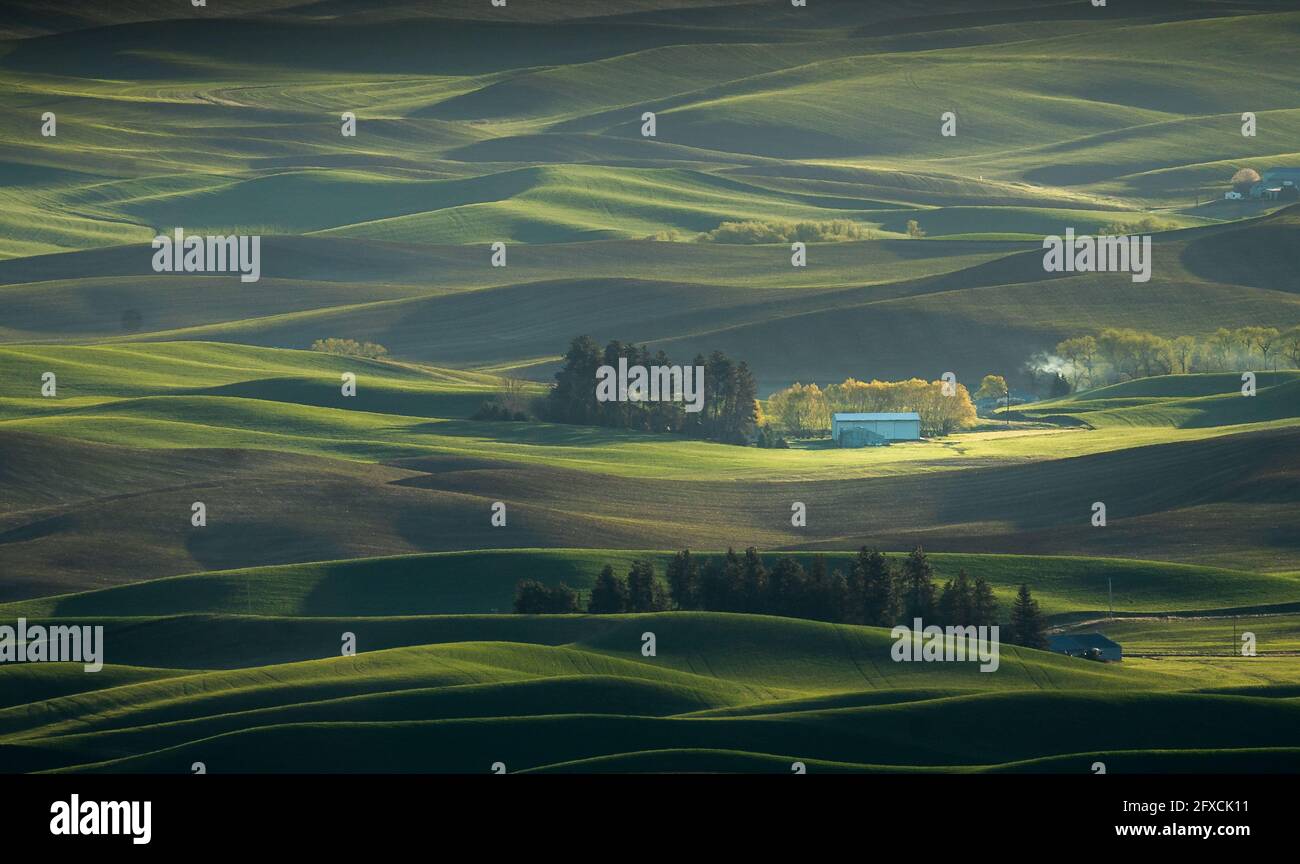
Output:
[
  {"left": 2, "top": 207, "right": 1297, "bottom": 392},
  {"left": 4, "top": 2, "right": 1299, "bottom": 389},
  {"left": 5, "top": 550, "right": 1298, "bottom": 621},
  {"left": 1, "top": 0, "right": 1297, "bottom": 775},
  {"left": 1018, "top": 372, "right": 1300, "bottom": 428},
  {"left": 1059, "top": 614, "right": 1300, "bottom": 654},
  {"left": 3, "top": 613, "right": 1298, "bottom": 774},
  {"left": 2, "top": 340, "right": 1297, "bottom": 597}
]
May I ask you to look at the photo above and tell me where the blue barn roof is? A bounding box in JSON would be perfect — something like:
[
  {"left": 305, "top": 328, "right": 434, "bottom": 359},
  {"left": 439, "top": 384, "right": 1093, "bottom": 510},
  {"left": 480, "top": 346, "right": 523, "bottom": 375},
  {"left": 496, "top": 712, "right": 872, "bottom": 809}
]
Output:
[
  {"left": 833, "top": 412, "right": 921, "bottom": 422},
  {"left": 1048, "top": 633, "right": 1121, "bottom": 652}
]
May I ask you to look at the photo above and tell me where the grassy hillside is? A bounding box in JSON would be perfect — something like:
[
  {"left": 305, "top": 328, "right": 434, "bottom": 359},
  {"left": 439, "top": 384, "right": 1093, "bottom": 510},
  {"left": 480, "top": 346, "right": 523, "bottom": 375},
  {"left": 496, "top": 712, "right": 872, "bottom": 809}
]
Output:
[
  {"left": 3, "top": 612, "right": 1298, "bottom": 774},
  {"left": 2, "top": 341, "right": 1297, "bottom": 597},
  {"left": 4, "top": 6, "right": 1300, "bottom": 386},
  {"left": 1, "top": 0, "right": 1296, "bottom": 775},
  {"left": 1018, "top": 372, "right": 1300, "bottom": 427},
  {"left": 4, "top": 550, "right": 1298, "bottom": 621},
  {"left": 1059, "top": 614, "right": 1300, "bottom": 654},
  {"left": 3, "top": 208, "right": 1281, "bottom": 391}
]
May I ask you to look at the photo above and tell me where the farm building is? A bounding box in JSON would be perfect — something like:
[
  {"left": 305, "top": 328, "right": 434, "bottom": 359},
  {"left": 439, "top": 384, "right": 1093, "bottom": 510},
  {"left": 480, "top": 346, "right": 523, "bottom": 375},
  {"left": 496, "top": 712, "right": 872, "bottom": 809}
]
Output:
[
  {"left": 831, "top": 412, "right": 921, "bottom": 447},
  {"left": 1048, "top": 633, "right": 1122, "bottom": 662},
  {"left": 1249, "top": 167, "right": 1300, "bottom": 199}
]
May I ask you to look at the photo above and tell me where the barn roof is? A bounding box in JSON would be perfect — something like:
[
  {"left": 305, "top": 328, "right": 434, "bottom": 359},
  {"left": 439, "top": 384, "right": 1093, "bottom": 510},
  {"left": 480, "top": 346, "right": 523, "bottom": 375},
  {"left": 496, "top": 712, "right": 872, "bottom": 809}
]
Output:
[
  {"left": 1048, "top": 633, "right": 1121, "bottom": 651},
  {"left": 833, "top": 412, "right": 921, "bottom": 421}
]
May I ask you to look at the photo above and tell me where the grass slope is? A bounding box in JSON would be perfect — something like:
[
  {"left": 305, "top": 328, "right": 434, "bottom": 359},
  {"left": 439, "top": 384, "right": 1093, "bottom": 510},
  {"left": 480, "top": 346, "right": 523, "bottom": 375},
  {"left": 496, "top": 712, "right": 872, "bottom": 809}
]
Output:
[
  {"left": 2, "top": 613, "right": 1297, "bottom": 774},
  {"left": 4, "top": 550, "right": 1298, "bottom": 621},
  {"left": 2, "top": 0, "right": 1297, "bottom": 775}
]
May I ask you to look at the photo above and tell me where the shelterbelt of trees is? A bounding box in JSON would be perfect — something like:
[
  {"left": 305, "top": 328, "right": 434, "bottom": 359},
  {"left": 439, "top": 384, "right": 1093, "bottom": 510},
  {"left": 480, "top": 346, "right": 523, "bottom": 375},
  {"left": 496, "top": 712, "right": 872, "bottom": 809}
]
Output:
[
  {"left": 1053, "top": 325, "right": 1300, "bottom": 390},
  {"left": 545, "top": 336, "right": 758, "bottom": 444},
  {"left": 513, "top": 546, "right": 1051, "bottom": 649},
  {"left": 763, "top": 378, "right": 978, "bottom": 439}
]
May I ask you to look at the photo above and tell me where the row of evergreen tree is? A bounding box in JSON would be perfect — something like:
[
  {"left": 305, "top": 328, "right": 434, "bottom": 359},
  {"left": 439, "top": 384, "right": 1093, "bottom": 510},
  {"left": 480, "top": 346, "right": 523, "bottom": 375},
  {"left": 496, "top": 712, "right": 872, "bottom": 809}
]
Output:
[
  {"left": 543, "top": 336, "right": 758, "bottom": 444},
  {"left": 513, "top": 546, "right": 1050, "bottom": 648}
]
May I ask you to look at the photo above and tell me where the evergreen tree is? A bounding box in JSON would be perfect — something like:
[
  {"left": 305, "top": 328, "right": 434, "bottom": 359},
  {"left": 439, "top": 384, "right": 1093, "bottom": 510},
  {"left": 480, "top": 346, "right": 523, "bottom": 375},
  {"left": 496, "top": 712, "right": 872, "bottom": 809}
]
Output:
[
  {"left": 727, "top": 361, "right": 759, "bottom": 443},
  {"left": 900, "top": 546, "right": 937, "bottom": 623},
  {"left": 697, "top": 555, "right": 727, "bottom": 611},
  {"left": 859, "top": 547, "right": 898, "bottom": 627},
  {"left": 722, "top": 547, "right": 744, "bottom": 612},
  {"left": 546, "top": 335, "right": 602, "bottom": 424},
  {"left": 599, "top": 340, "right": 629, "bottom": 428},
  {"left": 630, "top": 343, "right": 655, "bottom": 430},
  {"left": 740, "top": 547, "right": 768, "bottom": 613},
  {"left": 807, "top": 555, "right": 830, "bottom": 620},
  {"left": 626, "top": 559, "right": 665, "bottom": 613},
  {"left": 681, "top": 352, "right": 709, "bottom": 439},
  {"left": 937, "top": 569, "right": 974, "bottom": 626},
  {"left": 971, "top": 575, "right": 998, "bottom": 627},
  {"left": 846, "top": 554, "right": 867, "bottom": 625},
  {"left": 649, "top": 349, "right": 685, "bottom": 433},
  {"left": 703, "top": 351, "right": 734, "bottom": 440},
  {"left": 827, "top": 568, "right": 850, "bottom": 623},
  {"left": 768, "top": 556, "right": 806, "bottom": 616},
  {"left": 1009, "top": 583, "right": 1048, "bottom": 649},
  {"left": 587, "top": 564, "right": 628, "bottom": 614},
  {"left": 666, "top": 549, "right": 699, "bottom": 610}
]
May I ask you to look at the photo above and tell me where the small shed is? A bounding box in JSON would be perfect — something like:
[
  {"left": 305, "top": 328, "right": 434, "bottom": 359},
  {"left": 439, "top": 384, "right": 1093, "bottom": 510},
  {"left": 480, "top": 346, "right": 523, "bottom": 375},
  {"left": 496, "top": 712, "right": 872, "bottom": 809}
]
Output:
[
  {"left": 832, "top": 412, "right": 921, "bottom": 447},
  {"left": 1049, "top": 632, "right": 1122, "bottom": 662}
]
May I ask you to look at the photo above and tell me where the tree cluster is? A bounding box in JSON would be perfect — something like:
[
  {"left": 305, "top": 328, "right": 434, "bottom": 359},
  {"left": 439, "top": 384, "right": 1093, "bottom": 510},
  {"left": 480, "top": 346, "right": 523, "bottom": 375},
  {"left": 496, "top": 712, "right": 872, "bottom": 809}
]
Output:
[
  {"left": 309, "top": 338, "right": 389, "bottom": 359},
  {"left": 701, "top": 219, "right": 875, "bottom": 244},
  {"left": 472, "top": 377, "right": 534, "bottom": 422},
  {"left": 544, "top": 336, "right": 758, "bottom": 444},
  {"left": 471, "top": 402, "right": 529, "bottom": 422},
  {"left": 513, "top": 546, "right": 1050, "bottom": 649},
  {"left": 1094, "top": 215, "right": 1175, "bottom": 236},
  {"left": 1053, "top": 325, "right": 1300, "bottom": 390},
  {"left": 512, "top": 579, "right": 582, "bottom": 614}
]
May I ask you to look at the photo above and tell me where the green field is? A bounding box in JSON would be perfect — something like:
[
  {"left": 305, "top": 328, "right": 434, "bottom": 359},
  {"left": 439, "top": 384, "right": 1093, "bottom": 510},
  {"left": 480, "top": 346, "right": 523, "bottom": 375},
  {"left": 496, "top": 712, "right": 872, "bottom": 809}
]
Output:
[
  {"left": 2, "top": 612, "right": 1298, "bottom": 773},
  {"left": 5, "top": 550, "right": 1300, "bottom": 621},
  {"left": 1, "top": 0, "right": 1297, "bottom": 773}
]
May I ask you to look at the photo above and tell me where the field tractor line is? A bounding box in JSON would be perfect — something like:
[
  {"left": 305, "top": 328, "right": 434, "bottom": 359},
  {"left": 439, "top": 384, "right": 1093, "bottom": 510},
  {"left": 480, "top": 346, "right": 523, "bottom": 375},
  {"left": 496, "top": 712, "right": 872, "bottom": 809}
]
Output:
[
  {"left": 1012, "top": 651, "right": 1053, "bottom": 691},
  {"left": 0, "top": 473, "right": 243, "bottom": 525},
  {"left": 831, "top": 622, "right": 880, "bottom": 689}
]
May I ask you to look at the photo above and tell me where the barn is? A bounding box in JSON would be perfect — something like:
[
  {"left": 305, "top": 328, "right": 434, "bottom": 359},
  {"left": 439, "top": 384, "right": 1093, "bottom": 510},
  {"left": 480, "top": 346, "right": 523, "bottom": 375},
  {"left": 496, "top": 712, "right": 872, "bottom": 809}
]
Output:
[
  {"left": 1048, "top": 633, "right": 1123, "bottom": 662},
  {"left": 1250, "top": 167, "right": 1300, "bottom": 199},
  {"left": 832, "top": 412, "right": 922, "bottom": 447}
]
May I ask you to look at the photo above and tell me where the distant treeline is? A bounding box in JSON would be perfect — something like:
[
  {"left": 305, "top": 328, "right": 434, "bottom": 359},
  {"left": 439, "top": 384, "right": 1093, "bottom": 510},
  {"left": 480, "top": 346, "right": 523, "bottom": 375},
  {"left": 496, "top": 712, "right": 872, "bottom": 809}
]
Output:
[
  {"left": 310, "top": 337, "right": 389, "bottom": 359},
  {"left": 701, "top": 219, "right": 875, "bottom": 244},
  {"left": 650, "top": 218, "right": 929, "bottom": 244},
  {"left": 544, "top": 336, "right": 758, "bottom": 444},
  {"left": 1050, "top": 326, "right": 1300, "bottom": 390},
  {"left": 513, "top": 546, "right": 1050, "bottom": 648}
]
